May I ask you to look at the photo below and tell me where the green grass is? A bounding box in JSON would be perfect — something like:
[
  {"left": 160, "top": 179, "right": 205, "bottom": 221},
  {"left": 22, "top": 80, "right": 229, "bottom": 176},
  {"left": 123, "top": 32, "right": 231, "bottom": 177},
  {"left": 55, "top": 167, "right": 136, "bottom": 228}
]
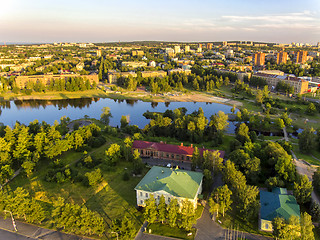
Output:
[
  {"left": 147, "top": 222, "right": 196, "bottom": 240},
  {"left": 292, "top": 145, "right": 320, "bottom": 166},
  {"left": 195, "top": 204, "right": 204, "bottom": 219}
]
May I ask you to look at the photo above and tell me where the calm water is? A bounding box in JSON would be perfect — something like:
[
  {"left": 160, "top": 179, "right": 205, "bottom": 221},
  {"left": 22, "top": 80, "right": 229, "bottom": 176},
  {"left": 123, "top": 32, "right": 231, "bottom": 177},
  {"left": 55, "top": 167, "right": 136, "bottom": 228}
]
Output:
[{"left": 0, "top": 98, "right": 237, "bottom": 133}]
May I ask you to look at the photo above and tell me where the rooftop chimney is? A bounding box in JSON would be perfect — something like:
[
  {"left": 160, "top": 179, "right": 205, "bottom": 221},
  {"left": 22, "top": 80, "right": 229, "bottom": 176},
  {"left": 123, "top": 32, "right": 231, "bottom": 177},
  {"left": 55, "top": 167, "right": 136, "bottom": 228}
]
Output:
[
  {"left": 181, "top": 143, "right": 183, "bottom": 146},
  {"left": 191, "top": 144, "right": 193, "bottom": 148}
]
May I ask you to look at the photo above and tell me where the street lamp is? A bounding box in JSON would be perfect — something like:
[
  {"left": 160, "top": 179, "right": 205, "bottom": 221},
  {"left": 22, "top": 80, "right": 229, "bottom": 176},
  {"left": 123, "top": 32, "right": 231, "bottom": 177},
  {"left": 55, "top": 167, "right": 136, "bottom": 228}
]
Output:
[
  {"left": 111, "top": 232, "right": 119, "bottom": 240},
  {"left": 3, "top": 210, "right": 17, "bottom": 232}
]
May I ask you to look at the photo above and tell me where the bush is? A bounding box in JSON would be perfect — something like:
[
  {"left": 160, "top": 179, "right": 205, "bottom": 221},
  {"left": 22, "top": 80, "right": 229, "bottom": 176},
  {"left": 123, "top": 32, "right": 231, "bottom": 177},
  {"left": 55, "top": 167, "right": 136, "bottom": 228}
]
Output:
[{"left": 122, "top": 171, "right": 130, "bottom": 181}]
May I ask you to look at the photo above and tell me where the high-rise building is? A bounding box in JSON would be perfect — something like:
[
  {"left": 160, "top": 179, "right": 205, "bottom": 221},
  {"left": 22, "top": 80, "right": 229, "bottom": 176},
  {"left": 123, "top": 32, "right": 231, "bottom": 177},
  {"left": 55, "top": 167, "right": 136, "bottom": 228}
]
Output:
[
  {"left": 206, "top": 43, "right": 213, "bottom": 50},
  {"left": 253, "top": 52, "right": 265, "bottom": 66},
  {"left": 185, "top": 45, "right": 190, "bottom": 52},
  {"left": 317, "top": 42, "right": 320, "bottom": 48},
  {"left": 174, "top": 45, "right": 180, "bottom": 54},
  {"left": 295, "top": 51, "right": 308, "bottom": 64},
  {"left": 276, "top": 51, "right": 288, "bottom": 64},
  {"left": 96, "top": 49, "right": 102, "bottom": 57},
  {"left": 223, "top": 41, "right": 227, "bottom": 46},
  {"left": 197, "top": 43, "right": 202, "bottom": 53}
]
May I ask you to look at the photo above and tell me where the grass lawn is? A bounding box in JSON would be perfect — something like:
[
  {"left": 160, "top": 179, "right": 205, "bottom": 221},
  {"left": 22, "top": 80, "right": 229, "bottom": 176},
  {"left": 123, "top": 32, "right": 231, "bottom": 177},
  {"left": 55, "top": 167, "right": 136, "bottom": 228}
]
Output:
[
  {"left": 148, "top": 222, "right": 196, "bottom": 240},
  {"left": 292, "top": 145, "right": 320, "bottom": 166},
  {"left": 216, "top": 211, "right": 273, "bottom": 238}
]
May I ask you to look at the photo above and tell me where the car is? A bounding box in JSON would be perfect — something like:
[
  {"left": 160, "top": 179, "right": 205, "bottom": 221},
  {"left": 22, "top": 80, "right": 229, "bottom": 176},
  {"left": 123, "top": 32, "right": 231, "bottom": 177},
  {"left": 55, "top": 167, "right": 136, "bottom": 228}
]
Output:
[{"left": 166, "top": 163, "right": 171, "bottom": 168}]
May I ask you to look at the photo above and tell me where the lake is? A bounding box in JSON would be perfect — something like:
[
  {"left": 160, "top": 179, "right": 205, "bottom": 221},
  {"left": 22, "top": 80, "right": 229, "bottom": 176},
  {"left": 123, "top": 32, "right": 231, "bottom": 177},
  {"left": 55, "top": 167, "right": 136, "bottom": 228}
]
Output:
[{"left": 0, "top": 98, "right": 237, "bottom": 133}]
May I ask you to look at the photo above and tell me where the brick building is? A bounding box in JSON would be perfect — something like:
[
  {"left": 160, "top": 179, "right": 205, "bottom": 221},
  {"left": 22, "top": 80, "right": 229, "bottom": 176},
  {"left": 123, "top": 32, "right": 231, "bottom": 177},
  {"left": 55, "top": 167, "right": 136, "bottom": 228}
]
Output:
[{"left": 132, "top": 140, "right": 225, "bottom": 162}]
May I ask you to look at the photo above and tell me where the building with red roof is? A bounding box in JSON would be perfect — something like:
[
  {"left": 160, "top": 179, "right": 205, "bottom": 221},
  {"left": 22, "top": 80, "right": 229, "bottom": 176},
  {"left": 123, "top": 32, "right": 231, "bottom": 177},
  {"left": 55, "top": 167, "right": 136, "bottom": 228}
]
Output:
[{"left": 132, "top": 140, "right": 225, "bottom": 162}]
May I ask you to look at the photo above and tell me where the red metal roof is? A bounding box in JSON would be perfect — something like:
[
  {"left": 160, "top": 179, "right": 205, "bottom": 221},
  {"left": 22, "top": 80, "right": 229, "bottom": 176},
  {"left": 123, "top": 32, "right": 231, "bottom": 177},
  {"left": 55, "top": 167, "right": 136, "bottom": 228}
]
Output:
[{"left": 132, "top": 140, "right": 225, "bottom": 158}]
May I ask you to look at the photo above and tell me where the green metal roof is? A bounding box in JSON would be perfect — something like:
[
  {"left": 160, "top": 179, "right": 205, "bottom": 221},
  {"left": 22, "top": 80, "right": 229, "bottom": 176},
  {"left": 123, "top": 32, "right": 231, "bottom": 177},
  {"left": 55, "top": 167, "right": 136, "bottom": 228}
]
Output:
[
  {"left": 135, "top": 166, "right": 203, "bottom": 199},
  {"left": 260, "top": 188, "right": 300, "bottom": 222}
]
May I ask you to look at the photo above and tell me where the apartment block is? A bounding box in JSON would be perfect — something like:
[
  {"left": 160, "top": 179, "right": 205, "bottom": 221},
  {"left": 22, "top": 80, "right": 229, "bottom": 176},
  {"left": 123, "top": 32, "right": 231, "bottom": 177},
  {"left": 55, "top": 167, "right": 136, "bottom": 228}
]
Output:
[{"left": 253, "top": 52, "right": 266, "bottom": 66}]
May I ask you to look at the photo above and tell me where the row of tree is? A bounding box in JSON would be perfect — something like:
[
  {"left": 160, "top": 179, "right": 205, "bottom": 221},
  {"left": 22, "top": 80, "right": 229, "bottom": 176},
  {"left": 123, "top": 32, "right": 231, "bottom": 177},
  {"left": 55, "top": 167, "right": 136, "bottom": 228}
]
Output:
[{"left": 0, "top": 187, "right": 105, "bottom": 236}]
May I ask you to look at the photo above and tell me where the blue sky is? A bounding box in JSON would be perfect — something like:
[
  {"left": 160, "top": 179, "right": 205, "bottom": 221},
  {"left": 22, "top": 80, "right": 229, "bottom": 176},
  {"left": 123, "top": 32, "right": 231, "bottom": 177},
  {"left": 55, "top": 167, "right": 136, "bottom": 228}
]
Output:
[{"left": 1, "top": 0, "right": 319, "bottom": 44}]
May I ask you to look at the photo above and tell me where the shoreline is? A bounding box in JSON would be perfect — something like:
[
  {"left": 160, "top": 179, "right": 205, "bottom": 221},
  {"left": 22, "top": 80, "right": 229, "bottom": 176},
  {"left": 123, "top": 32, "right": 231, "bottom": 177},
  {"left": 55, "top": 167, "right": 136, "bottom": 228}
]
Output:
[{"left": 0, "top": 89, "right": 242, "bottom": 106}]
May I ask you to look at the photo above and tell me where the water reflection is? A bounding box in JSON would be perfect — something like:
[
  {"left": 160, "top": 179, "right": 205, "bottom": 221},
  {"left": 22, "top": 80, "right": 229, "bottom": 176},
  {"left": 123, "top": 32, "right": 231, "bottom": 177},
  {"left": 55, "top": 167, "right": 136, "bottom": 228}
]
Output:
[{"left": 0, "top": 98, "right": 237, "bottom": 133}]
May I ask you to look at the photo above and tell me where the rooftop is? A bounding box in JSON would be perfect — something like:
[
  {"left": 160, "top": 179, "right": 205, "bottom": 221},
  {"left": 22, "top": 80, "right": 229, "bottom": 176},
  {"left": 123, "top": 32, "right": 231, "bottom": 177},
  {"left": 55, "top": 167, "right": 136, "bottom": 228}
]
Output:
[
  {"left": 260, "top": 188, "right": 300, "bottom": 222},
  {"left": 132, "top": 140, "right": 225, "bottom": 158},
  {"left": 135, "top": 166, "right": 203, "bottom": 199}
]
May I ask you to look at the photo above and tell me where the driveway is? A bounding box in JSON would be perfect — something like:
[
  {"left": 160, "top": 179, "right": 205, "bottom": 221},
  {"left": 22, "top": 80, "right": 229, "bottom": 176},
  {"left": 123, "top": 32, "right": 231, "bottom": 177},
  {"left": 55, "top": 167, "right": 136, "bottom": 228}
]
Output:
[{"left": 142, "top": 157, "right": 192, "bottom": 171}]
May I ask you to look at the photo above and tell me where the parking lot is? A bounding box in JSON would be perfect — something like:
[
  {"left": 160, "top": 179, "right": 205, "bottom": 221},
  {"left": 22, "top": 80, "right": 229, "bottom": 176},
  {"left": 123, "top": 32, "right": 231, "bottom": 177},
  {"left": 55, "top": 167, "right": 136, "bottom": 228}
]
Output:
[{"left": 142, "top": 157, "right": 193, "bottom": 171}]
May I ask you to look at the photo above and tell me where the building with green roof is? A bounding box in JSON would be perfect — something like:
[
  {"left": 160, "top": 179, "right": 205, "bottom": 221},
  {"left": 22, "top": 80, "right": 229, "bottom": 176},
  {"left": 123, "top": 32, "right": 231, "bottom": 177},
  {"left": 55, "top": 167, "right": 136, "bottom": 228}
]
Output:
[
  {"left": 259, "top": 188, "right": 300, "bottom": 232},
  {"left": 135, "top": 166, "right": 203, "bottom": 208}
]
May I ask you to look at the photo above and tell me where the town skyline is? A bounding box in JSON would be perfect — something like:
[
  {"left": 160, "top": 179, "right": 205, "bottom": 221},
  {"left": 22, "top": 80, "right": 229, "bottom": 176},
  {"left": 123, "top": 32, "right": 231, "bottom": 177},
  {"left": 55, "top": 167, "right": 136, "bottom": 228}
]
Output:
[{"left": 1, "top": 0, "right": 320, "bottom": 44}]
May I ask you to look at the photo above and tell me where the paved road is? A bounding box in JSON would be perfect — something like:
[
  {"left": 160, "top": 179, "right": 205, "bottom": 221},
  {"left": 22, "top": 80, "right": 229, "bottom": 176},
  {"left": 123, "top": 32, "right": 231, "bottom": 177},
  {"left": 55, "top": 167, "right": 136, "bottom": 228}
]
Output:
[
  {"left": 0, "top": 216, "right": 93, "bottom": 240},
  {"left": 142, "top": 157, "right": 192, "bottom": 171},
  {"left": 0, "top": 228, "right": 35, "bottom": 240}
]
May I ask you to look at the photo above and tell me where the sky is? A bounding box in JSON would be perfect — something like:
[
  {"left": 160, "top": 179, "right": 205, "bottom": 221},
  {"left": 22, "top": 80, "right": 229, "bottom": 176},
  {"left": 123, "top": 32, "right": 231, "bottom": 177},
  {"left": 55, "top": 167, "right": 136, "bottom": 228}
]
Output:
[{"left": 1, "top": 0, "right": 320, "bottom": 44}]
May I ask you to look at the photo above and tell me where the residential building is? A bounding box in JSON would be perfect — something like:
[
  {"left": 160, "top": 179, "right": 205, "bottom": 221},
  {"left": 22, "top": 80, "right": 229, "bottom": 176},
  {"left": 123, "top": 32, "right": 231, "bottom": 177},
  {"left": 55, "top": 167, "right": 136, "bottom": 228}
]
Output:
[
  {"left": 96, "top": 50, "right": 102, "bottom": 57},
  {"left": 259, "top": 188, "right": 300, "bottom": 232},
  {"left": 168, "top": 68, "right": 192, "bottom": 75},
  {"left": 121, "top": 61, "right": 147, "bottom": 68},
  {"left": 185, "top": 45, "right": 190, "bottom": 52},
  {"left": 132, "top": 50, "right": 144, "bottom": 56},
  {"left": 174, "top": 45, "right": 181, "bottom": 54},
  {"left": 206, "top": 43, "right": 213, "bottom": 50},
  {"left": 76, "top": 62, "right": 84, "bottom": 71},
  {"left": 276, "top": 51, "right": 288, "bottom": 64},
  {"left": 107, "top": 71, "right": 137, "bottom": 84},
  {"left": 222, "top": 41, "right": 227, "bottom": 46},
  {"left": 253, "top": 52, "right": 265, "bottom": 66},
  {"left": 253, "top": 72, "right": 309, "bottom": 94},
  {"left": 141, "top": 71, "right": 167, "bottom": 78},
  {"left": 15, "top": 73, "right": 99, "bottom": 89},
  {"left": 295, "top": 51, "right": 308, "bottom": 64},
  {"left": 135, "top": 166, "right": 203, "bottom": 208},
  {"left": 132, "top": 140, "right": 225, "bottom": 162},
  {"left": 165, "top": 48, "right": 175, "bottom": 55},
  {"left": 149, "top": 61, "right": 156, "bottom": 67}
]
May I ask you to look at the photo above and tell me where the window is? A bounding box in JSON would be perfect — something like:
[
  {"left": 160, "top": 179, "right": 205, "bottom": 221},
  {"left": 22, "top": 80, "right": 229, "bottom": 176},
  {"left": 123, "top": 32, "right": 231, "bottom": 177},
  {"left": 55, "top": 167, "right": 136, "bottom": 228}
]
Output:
[
  {"left": 166, "top": 154, "right": 169, "bottom": 158},
  {"left": 145, "top": 193, "right": 148, "bottom": 197},
  {"left": 140, "top": 192, "right": 142, "bottom": 197},
  {"left": 140, "top": 200, "right": 144, "bottom": 204},
  {"left": 176, "top": 155, "right": 180, "bottom": 160},
  {"left": 265, "top": 224, "right": 269, "bottom": 230},
  {"left": 171, "top": 154, "right": 174, "bottom": 159},
  {"left": 181, "top": 156, "right": 184, "bottom": 160},
  {"left": 168, "top": 197, "right": 171, "bottom": 202},
  {"left": 158, "top": 195, "right": 160, "bottom": 200}
]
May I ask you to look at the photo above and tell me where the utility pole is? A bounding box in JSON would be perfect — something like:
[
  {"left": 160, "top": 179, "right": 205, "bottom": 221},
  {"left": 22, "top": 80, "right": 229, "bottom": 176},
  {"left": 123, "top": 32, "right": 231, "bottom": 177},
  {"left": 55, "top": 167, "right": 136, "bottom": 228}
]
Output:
[{"left": 3, "top": 210, "right": 17, "bottom": 232}]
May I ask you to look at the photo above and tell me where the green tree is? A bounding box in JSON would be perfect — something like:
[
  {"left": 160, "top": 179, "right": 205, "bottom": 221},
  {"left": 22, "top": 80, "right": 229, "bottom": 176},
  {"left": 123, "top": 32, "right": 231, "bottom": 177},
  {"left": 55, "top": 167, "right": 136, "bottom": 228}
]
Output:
[
  {"left": 191, "top": 146, "right": 200, "bottom": 170},
  {"left": 236, "top": 123, "right": 251, "bottom": 144},
  {"left": 209, "top": 111, "right": 229, "bottom": 132},
  {"left": 299, "top": 128, "right": 316, "bottom": 153},
  {"left": 100, "top": 107, "right": 112, "bottom": 125},
  {"left": 119, "top": 214, "right": 136, "bottom": 240},
  {"left": 167, "top": 198, "right": 179, "bottom": 227},
  {"left": 300, "top": 212, "right": 315, "bottom": 240},
  {"left": 306, "top": 103, "right": 317, "bottom": 115},
  {"left": 157, "top": 195, "right": 167, "bottom": 224},
  {"left": 132, "top": 149, "right": 144, "bottom": 174},
  {"left": 293, "top": 174, "right": 313, "bottom": 205},
  {"left": 120, "top": 115, "right": 129, "bottom": 128},
  {"left": 180, "top": 200, "right": 196, "bottom": 231},
  {"left": 213, "top": 185, "right": 232, "bottom": 217},
  {"left": 105, "top": 143, "right": 121, "bottom": 165},
  {"left": 85, "top": 168, "right": 102, "bottom": 187},
  {"left": 122, "top": 137, "right": 133, "bottom": 162},
  {"left": 144, "top": 195, "right": 157, "bottom": 223}
]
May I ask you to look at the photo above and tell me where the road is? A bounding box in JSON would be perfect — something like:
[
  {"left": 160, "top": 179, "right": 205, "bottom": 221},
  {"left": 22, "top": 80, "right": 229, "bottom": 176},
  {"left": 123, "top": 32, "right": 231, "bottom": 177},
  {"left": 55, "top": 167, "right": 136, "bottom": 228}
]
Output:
[
  {"left": 0, "top": 216, "right": 93, "bottom": 240},
  {"left": 0, "top": 228, "right": 35, "bottom": 240}
]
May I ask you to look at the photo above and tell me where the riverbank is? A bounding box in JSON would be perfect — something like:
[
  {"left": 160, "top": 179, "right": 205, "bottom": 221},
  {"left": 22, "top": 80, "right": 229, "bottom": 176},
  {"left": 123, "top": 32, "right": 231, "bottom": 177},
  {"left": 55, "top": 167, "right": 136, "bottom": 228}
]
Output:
[{"left": 0, "top": 88, "right": 243, "bottom": 106}]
